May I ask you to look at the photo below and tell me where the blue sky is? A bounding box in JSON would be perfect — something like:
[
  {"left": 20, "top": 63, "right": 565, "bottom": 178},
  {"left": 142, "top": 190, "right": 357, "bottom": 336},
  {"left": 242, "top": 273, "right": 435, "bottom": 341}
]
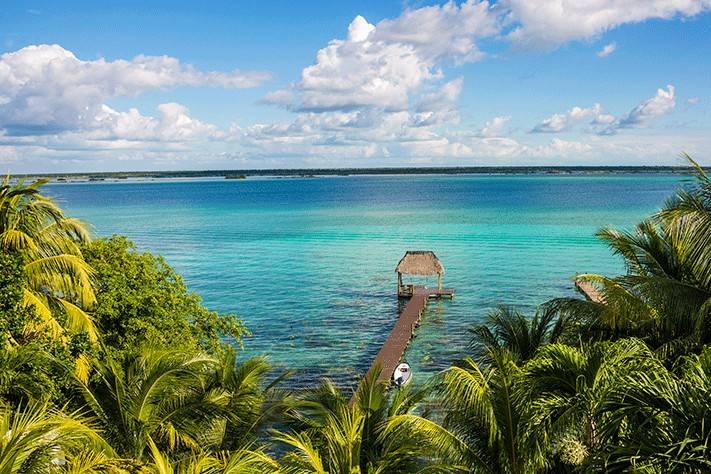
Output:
[{"left": 1, "top": 1, "right": 710, "bottom": 172}]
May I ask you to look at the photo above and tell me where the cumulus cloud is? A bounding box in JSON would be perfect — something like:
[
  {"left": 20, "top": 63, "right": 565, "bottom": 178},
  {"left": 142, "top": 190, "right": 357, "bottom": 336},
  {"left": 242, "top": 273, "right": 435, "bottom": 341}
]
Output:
[
  {"left": 374, "top": 0, "right": 499, "bottom": 63},
  {"left": 411, "top": 78, "right": 463, "bottom": 127},
  {"left": 268, "top": 1, "right": 500, "bottom": 114},
  {"left": 267, "top": 0, "right": 711, "bottom": 116},
  {"left": 532, "top": 104, "right": 606, "bottom": 133},
  {"left": 280, "top": 15, "right": 438, "bottom": 112},
  {"left": 249, "top": 0, "right": 705, "bottom": 167},
  {"left": 297, "top": 23, "right": 436, "bottom": 111},
  {"left": 505, "top": 0, "right": 711, "bottom": 49},
  {"left": 249, "top": 3, "right": 508, "bottom": 166},
  {"left": 90, "top": 103, "right": 221, "bottom": 142},
  {"left": 603, "top": 85, "right": 676, "bottom": 134},
  {"left": 597, "top": 42, "right": 617, "bottom": 58},
  {"left": 248, "top": 4, "right": 500, "bottom": 165},
  {"left": 0, "top": 44, "right": 270, "bottom": 135},
  {"left": 532, "top": 86, "right": 677, "bottom": 136},
  {"left": 479, "top": 116, "right": 511, "bottom": 137}
]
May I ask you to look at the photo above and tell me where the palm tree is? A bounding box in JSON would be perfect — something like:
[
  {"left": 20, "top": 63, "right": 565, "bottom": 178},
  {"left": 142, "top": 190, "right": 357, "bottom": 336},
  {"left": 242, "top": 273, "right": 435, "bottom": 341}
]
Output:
[
  {"left": 591, "top": 344, "right": 711, "bottom": 472},
  {"left": 522, "top": 338, "right": 657, "bottom": 469},
  {"left": 206, "top": 349, "right": 291, "bottom": 452},
  {"left": 146, "top": 437, "right": 279, "bottom": 474},
  {"left": 469, "top": 305, "right": 565, "bottom": 365},
  {"left": 547, "top": 156, "right": 711, "bottom": 359},
  {"left": 0, "top": 177, "right": 97, "bottom": 350},
  {"left": 658, "top": 153, "right": 711, "bottom": 292},
  {"left": 276, "top": 368, "right": 461, "bottom": 473},
  {"left": 0, "top": 344, "right": 54, "bottom": 405},
  {"left": 77, "top": 347, "right": 228, "bottom": 460},
  {"left": 436, "top": 349, "right": 542, "bottom": 473},
  {"left": 0, "top": 402, "right": 115, "bottom": 473}
]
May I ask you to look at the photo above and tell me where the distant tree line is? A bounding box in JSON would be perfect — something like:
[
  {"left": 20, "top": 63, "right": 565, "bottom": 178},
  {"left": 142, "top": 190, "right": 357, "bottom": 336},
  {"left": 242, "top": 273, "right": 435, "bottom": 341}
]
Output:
[{"left": 16, "top": 164, "right": 709, "bottom": 182}]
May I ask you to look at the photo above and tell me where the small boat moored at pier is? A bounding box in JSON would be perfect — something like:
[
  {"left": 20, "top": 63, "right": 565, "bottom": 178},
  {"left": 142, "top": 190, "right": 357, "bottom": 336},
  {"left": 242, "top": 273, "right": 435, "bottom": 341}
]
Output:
[{"left": 393, "top": 362, "right": 412, "bottom": 387}]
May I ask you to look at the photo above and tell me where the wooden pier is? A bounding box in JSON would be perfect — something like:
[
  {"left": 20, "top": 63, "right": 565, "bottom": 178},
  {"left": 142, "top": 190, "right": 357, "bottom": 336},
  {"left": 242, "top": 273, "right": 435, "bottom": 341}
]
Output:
[
  {"left": 369, "top": 286, "right": 453, "bottom": 384},
  {"left": 351, "top": 285, "right": 453, "bottom": 404},
  {"left": 350, "top": 251, "right": 453, "bottom": 405}
]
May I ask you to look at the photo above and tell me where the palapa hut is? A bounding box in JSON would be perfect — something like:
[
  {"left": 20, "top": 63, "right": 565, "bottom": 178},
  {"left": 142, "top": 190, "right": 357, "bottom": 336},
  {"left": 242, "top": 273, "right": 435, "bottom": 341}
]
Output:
[{"left": 395, "top": 250, "right": 445, "bottom": 296}]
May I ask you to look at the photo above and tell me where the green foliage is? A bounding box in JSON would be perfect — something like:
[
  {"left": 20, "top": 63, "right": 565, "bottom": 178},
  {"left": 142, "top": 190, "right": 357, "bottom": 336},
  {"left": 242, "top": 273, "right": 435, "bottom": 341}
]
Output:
[
  {"left": 0, "top": 176, "right": 97, "bottom": 346},
  {"left": 523, "top": 339, "right": 658, "bottom": 469},
  {"left": 591, "top": 345, "right": 711, "bottom": 471},
  {"left": 207, "top": 348, "right": 292, "bottom": 452},
  {"left": 146, "top": 438, "right": 280, "bottom": 473},
  {"left": 0, "top": 251, "right": 32, "bottom": 345},
  {"left": 437, "top": 350, "right": 539, "bottom": 473},
  {"left": 658, "top": 153, "right": 711, "bottom": 291},
  {"left": 276, "top": 369, "right": 460, "bottom": 473},
  {"left": 469, "top": 305, "right": 566, "bottom": 365},
  {"left": 0, "top": 251, "right": 79, "bottom": 406},
  {"left": 75, "top": 344, "right": 285, "bottom": 464},
  {"left": 78, "top": 347, "right": 228, "bottom": 459},
  {"left": 0, "top": 402, "right": 116, "bottom": 474},
  {"left": 82, "top": 235, "right": 248, "bottom": 358}
]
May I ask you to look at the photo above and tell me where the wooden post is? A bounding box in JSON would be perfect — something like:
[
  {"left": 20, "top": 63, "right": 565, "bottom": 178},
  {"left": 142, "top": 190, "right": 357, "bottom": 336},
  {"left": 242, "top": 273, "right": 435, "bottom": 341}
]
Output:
[
  {"left": 437, "top": 272, "right": 442, "bottom": 292},
  {"left": 397, "top": 272, "right": 403, "bottom": 296}
]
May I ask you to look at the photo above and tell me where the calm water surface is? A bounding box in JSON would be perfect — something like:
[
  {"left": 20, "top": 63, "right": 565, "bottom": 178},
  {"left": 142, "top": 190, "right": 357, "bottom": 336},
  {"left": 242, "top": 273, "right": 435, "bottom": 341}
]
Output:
[{"left": 46, "top": 174, "right": 685, "bottom": 388}]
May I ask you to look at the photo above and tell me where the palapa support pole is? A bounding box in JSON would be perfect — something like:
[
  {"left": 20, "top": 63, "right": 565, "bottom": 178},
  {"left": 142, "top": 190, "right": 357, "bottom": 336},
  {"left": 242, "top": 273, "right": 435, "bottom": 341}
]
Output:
[
  {"left": 397, "top": 272, "right": 403, "bottom": 295},
  {"left": 437, "top": 272, "right": 442, "bottom": 292}
]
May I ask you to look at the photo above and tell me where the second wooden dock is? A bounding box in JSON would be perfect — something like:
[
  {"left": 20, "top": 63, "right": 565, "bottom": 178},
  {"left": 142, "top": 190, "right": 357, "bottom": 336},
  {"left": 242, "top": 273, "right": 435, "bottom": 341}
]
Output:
[{"left": 575, "top": 279, "right": 605, "bottom": 303}]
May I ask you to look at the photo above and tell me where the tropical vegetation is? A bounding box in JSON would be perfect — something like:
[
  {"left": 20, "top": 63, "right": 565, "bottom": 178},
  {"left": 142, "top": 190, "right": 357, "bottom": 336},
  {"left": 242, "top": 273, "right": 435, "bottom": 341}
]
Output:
[{"left": 0, "top": 155, "right": 709, "bottom": 472}]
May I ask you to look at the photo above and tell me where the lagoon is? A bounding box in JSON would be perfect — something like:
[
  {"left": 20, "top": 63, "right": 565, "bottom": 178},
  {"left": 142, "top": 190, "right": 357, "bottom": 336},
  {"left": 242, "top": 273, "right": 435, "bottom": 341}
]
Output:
[{"left": 45, "top": 174, "right": 684, "bottom": 388}]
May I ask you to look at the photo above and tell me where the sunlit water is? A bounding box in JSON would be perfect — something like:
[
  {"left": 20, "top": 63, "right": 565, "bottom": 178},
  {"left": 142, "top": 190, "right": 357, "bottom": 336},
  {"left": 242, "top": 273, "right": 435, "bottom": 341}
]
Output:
[{"left": 46, "top": 174, "right": 685, "bottom": 388}]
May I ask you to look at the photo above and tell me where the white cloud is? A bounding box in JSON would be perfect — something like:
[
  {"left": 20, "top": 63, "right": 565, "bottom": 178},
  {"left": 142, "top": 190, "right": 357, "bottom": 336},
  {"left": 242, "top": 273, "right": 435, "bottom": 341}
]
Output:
[
  {"left": 260, "top": 88, "right": 295, "bottom": 107},
  {"left": 603, "top": 85, "right": 676, "bottom": 134},
  {"left": 540, "top": 138, "right": 594, "bottom": 156},
  {"left": 269, "top": 1, "right": 499, "bottom": 114},
  {"left": 592, "top": 113, "right": 616, "bottom": 125},
  {"left": 0, "top": 44, "right": 270, "bottom": 135},
  {"left": 91, "top": 103, "right": 221, "bottom": 142},
  {"left": 532, "top": 104, "right": 605, "bottom": 133},
  {"left": 399, "top": 137, "right": 475, "bottom": 158},
  {"left": 532, "top": 86, "right": 677, "bottom": 136},
  {"left": 479, "top": 116, "right": 511, "bottom": 137},
  {"left": 412, "top": 78, "right": 463, "bottom": 127},
  {"left": 374, "top": 0, "right": 499, "bottom": 63},
  {"left": 505, "top": 0, "right": 711, "bottom": 49},
  {"left": 251, "top": 0, "right": 704, "bottom": 167},
  {"left": 597, "top": 42, "right": 617, "bottom": 58},
  {"left": 688, "top": 97, "right": 701, "bottom": 105},
  {"left": 249, "top": 3, "right": 506, "bottom": 166},
  {"left": 285, "top": 15, "right": 440, "bottom": 112}
]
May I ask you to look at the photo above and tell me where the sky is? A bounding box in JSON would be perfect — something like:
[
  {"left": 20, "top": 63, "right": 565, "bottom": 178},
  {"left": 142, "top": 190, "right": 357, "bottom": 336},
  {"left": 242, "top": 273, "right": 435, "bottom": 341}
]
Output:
[{"left": 1, "top": 1, "right": 710, "bottom": 172}]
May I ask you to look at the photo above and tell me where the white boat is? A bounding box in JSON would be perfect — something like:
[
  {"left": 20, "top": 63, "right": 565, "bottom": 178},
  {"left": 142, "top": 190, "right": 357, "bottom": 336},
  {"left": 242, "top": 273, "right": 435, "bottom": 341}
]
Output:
[{"left": 392, "top": 362, "right": 412, "bottom": 387}]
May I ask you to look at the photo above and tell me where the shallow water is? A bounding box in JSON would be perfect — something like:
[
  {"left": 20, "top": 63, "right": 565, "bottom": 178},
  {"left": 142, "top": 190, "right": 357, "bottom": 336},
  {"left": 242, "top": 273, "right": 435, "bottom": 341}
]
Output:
[{"left": 46, "top": 174, "right": 685, "bottom": 388}]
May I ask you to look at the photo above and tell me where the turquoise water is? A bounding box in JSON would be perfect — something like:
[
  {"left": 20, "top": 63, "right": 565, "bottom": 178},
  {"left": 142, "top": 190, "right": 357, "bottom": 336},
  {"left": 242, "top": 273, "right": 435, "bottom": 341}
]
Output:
[{"left": 45, "top": 174, "right": 685, "bottom": 388}]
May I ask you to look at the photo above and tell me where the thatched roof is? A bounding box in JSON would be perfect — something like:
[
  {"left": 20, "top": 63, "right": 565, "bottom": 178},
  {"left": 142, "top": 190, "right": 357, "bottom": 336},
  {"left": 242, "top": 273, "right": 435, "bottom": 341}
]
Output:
[{"left": 395, "top": 251, "right": 444, "bottom": 276}]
